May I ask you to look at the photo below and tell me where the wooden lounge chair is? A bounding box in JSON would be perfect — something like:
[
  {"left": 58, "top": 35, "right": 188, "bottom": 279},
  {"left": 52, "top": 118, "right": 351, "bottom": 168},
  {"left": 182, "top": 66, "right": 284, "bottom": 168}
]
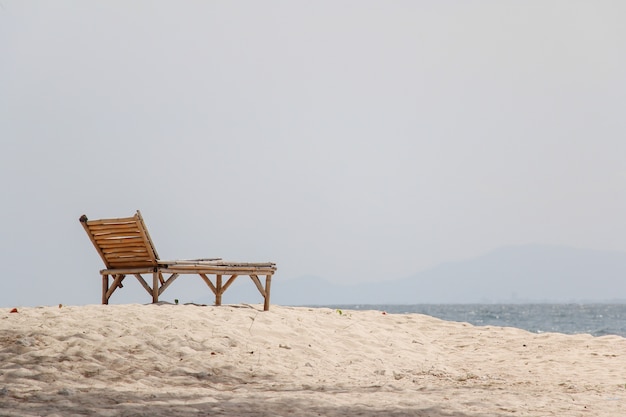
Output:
[{"left": 80, "top": 210, "right": 277, "bottom": 310}]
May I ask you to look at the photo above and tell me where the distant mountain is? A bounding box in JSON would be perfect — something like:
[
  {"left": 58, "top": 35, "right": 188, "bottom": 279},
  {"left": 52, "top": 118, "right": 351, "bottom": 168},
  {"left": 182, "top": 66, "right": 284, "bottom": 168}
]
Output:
[
  {"left": 210, "top": 245, "right": 626, "bottom": 306},
  {"left": 382, "top": 245, "right": 626, "bottom": 304}
]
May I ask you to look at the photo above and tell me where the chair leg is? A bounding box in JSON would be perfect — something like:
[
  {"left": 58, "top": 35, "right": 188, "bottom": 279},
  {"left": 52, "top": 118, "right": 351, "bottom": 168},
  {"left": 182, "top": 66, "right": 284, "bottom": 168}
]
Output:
[
  {"left": 102, "top": 274, "right": 109, "bottom": 304},
  {"left": 264, "top": 275, "right": 272, "bottom": 311},
  {"left": 215, "top": 275, "right": 223, "bottom": 306},
  {"left": 152, "top": 271, "right": 159, "bottom": 303}
]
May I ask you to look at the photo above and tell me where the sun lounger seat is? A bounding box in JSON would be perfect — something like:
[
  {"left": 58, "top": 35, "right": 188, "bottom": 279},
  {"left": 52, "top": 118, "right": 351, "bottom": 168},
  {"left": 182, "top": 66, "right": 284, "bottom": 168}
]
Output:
[{"left": 80, "top": 210, "right": 277, "bottom": 310}]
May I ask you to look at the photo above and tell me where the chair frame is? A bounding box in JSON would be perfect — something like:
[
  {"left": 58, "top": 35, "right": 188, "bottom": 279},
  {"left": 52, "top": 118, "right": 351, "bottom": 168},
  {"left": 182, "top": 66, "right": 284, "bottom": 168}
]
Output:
[{"left": 80, "top": 211, "right": 277, "bottom": 310}]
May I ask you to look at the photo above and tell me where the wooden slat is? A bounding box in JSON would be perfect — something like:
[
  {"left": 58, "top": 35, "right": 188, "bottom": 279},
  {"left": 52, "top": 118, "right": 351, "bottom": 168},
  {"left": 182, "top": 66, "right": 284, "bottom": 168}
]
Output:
[
  {"left": 90, "top": 224, "right": 141, "bottom": 231},
  {"left": 102, "top": 249, "right": 152, "bottom": 256},
  {"left": 104, "top": 250, "right": 151, "bottom": 257},
  {"left": 164, "top": 268, "right": 276, "bottom": 274},
  {"left": 98, "top": 244, "right": 146, "bottom": 250},
  {"left": 212, "top": 262, "right": 276, "bottom": 267},
  {"left": 95, "top": 240, "right": 146, "bottom": 247},
  {"left": 106, "top": 257, "right": 152, "bottom": 262},
  {"left": 161, "top": 267, "right": 275, "bottom": 275},
  {"left": 161, "top": 262, "right": 276, "bottom": 269},
  {"left": 100, "top": 267, "right": 155, "bottom": 274},
  {"left": 157, "top": 258, "right": 222, "bottom": 265},
  {"left": 162, "top": 264, "right": 276, "bottom": 271},
  {"left": 102, "top": 248, "right": 151, "bottom": 255},
  {"left": 85, "top": 216, "right": 138, "bottom": 226},
  {"left": 94, "top": 234, "right": 143, "bottom": 240},
  {"left": 92, "top": 231, "right": 143, "bottom": 238},
  {"left": 97, "top": 241, "right": 150, "bottom": 249},
  {"left": 87, "top": 215, "right": 136, "bottom": 222},
  {"left": 108, "top": 262, "right": 153, "bottom": 267},
  {"left": 95, "top": 235, "right": 148, "bottom": 244},
  {"left": 86, "top": 223, "right": 142, "bottom": 232},
  {"left": 107, "top": 259, "right": 154, "bottom": 265},
  {"left": 160, "top": 260, "right": 275, "bottom": 268},
  {"left": 95, "top": 234, "right": 144, "bottom": 239},
  {"left": 107, "top": 259, "right": 152, "bottom": 263}
]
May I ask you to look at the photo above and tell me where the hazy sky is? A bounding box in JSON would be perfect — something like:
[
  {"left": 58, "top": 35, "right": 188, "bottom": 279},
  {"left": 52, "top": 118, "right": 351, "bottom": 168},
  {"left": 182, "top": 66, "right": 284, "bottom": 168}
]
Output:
[{"left": 2, "top": 1, "right": 625, "bottom": 306}]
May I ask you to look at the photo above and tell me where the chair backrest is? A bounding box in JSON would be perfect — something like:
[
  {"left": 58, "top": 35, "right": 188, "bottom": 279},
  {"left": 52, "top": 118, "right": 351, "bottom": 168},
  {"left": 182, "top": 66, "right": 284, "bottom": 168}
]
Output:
[{"left": 80, "top": 210, "right": 159, "bottom": 269}]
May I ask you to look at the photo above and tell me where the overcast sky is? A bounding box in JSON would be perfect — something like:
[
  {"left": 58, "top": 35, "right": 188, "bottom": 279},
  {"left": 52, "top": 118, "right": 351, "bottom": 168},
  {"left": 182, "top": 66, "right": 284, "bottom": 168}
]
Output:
[{"left": 1, "top": 1, "right": 625, "bottom": 307}]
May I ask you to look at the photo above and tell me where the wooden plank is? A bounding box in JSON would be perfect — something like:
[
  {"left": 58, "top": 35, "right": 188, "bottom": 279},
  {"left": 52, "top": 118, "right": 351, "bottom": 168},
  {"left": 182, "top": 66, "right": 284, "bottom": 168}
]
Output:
[
  {"left": 158, "top": 258, "right": 223, "bottom": 266},
  {"left": 102, "top": 246, "right": 151, "bottom": 253},
  {"left": 105, "top": 249, "right": 151, "bottom": 255},
  {"left": 98, "top": 237, "right": 142, "bottom": 244},
  {"left": 105, "top": 250, "right": 156, "bottom": 265},
  {"left": 105, "top": 253, "right": 152, "bottom": 260},
  {"left": 160, "top": 266, "right": 276, "bottom": 275},
  {"left": 86, "top": 223, "right": 141, "bottom": 232},
  {"left": 106, "top": 258, "right": 151, "bottom": 264},
  {"left": 97, "top": 235, "right": 142, "bottom": 242},
  {"left": 102, "top": 244, "right": 150, "bottom": 250},
  {"left": 160, "top": 263, "right": 276, "bottom": 270},
  {"left": 103, "top": 252, "right": 151, "bottom": 259},
  {"left": 97, "top": 241, "right": 151, "bottom": 249},
  {"left": 90, "top": 225, "right": 138, "bottom": 232},
  {"left": 101, "top": 267, "right": 155, "bottom": 274},
  {"left": 94, "top": 236, "right": 147, "bottom": 244},
  {"left": 211, "top": 262, "right": 276, "bottom": 267},
  {"left": 101, "top": 247, "right": 149, "bottom": 255},
  {"left": 95, "top": 235, "right": 144, "bottom": 243},
  {"left": 92, "top": 230, "right": 143, "bottom": 238},
  {"left": 107, "top": 259, "right": 154, "bottom": 265},
  {"left": 87, "top": 227, "right": 141, "bottom": 235},
  {"left": 88, "top": 221, "right": 138, "bottom": 228},
  {"left": 101, "top": 246, "right": 149, "bottom": 251},
  {"left": 85, "top": 216, "right": 138, "bottom": 226},
  {"left": 156, "top": 260, "right": 274, "bottom": 268},
  {"left": 100, "top": 266, "right": 275, "bottom": 277}
]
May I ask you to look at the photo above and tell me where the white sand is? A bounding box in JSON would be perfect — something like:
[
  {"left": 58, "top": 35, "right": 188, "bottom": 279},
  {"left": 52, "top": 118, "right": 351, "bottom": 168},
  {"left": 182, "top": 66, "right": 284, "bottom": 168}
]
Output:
[{"left": 1, "top": 304, "right": 625, "bottom": 417}]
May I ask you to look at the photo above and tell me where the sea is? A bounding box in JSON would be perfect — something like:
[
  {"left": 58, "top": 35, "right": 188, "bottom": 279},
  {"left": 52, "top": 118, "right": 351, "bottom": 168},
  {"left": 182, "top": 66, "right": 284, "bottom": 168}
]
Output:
[{"left": 324, "top": 304, "right": 626, "bottom": 338}]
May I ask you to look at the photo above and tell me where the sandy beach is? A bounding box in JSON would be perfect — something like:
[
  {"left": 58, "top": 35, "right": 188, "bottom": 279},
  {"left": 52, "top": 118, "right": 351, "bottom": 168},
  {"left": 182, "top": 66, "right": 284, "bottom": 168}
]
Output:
[{"left": 1, "top": 304, "right": 625, "bottom": 416}]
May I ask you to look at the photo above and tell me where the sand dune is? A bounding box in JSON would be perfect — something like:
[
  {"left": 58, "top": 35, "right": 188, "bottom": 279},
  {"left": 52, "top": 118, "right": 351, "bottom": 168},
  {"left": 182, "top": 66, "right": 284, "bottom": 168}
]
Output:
[{"left": 1, "top": 304, "right": 625, "bottom": 416}]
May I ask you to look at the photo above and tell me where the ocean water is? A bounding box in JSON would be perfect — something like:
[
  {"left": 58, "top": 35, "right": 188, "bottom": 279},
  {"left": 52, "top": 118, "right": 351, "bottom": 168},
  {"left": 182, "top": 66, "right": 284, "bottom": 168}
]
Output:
[{"left": 325, "top": 304, "right": 626, "bottom": 338}]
